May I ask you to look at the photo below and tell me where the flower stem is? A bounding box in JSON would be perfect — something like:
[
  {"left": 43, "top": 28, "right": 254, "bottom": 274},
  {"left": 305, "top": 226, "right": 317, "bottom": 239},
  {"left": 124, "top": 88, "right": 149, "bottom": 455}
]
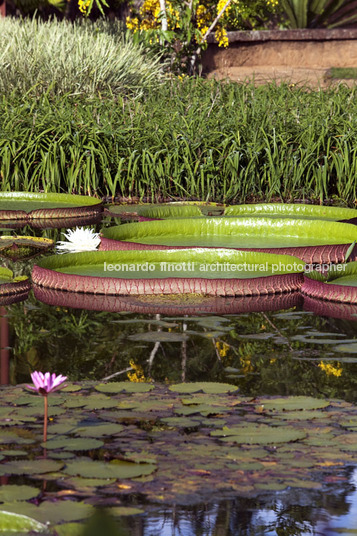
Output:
[{"left": 43, "top": 395, "right": 48, "bottom": 442}]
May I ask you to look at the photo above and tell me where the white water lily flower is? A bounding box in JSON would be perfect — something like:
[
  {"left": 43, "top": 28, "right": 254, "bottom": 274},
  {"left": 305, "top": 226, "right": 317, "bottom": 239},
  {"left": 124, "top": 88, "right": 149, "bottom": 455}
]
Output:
[{"left": 56, "top": 227, "right": 101, "bottom": 253}]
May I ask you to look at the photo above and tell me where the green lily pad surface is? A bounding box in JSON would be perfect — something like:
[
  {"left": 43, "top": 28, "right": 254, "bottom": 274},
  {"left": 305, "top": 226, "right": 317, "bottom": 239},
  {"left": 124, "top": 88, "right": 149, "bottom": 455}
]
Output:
[
  {"left": 101, "top": 217, "right": 357, "bottom": 249},
  {"left": 107, "top": 202, "right": 224, "bottom": 219},
  {"left": 0, "top": 510, "right": 47, "bottom": 533},
  {"left": 224, "top": 203, "right": 357, "bottom": 221},
  {"left": 34, "top": 249, "right": 304, "bottom": 280}
]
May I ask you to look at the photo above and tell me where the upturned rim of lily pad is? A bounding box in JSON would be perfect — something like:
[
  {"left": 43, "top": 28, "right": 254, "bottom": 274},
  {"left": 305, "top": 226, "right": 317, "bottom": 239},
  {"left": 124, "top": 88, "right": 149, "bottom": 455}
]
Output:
[
  {"left": 32, "top": 249, "right": 304, "bottom": 297},
  {"left": 100, "top": 217, "right": 357, "bottom": 265},
  {"left": 302, "top": 262, "right": 357, "bottom": 304},
  {"left": 0, "top": 267, "right": 31, "bottom": 298},
  {"left": 0, "top": 192, "right": 103, "bottom": 221}
]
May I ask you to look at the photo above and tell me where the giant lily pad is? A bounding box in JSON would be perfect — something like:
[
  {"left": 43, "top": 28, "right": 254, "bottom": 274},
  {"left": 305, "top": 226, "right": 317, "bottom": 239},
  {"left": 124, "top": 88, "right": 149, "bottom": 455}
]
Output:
[
  {"left": 302, "top": 262, "right": 357, "bottom": 303},
  {"left": 32, "top": 249, "right": 304, "bottom": 296},
  {"left": 100, "top": 217, "right": 357, "bottom": 264},
  {"left": 0, "top": 268, "right": 30, "bottom": 299},
  {"left": 0, "top": 192, "right": 102, "bottom": 221},
  {"left": 224, "top": 203, "right": 357, "bottom": 222},
  {"left": 107, "top": 202, "right": 224, "bottom": 220},
  {"left": 0, "top": 511, "right": 47, "bottom": 533},
  {"left": 0, "top": 236, "right": 53, "bottom": 261}
]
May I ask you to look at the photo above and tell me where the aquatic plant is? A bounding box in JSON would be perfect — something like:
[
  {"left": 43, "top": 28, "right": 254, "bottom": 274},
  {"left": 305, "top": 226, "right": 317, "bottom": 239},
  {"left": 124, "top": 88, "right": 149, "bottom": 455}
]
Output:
[
  {"left": 56, "top": 227, "right": 101, "bottom": 254},
  {"left": 27, "top": 371, "right": 67, "bottom": 441},
  {"left": 0, "top": 192, "right": 102, "bottom": 222},
  {"left": 100, "top": 217, "right": 357, "bottom": 265}
]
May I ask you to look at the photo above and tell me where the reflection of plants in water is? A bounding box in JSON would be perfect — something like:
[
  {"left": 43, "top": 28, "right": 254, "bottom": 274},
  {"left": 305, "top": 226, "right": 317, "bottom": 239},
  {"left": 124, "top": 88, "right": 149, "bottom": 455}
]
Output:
[{"left": 5, "top": 297, "right": 357, "bottom": 401}]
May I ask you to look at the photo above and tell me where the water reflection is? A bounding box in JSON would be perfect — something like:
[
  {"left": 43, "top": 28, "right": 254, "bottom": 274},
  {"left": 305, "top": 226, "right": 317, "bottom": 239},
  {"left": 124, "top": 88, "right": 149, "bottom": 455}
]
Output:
[
  {"left": 138, "top": 469, "right": 357, "bottom": 535},
  {"left": 3, "top": 219, "right": 357, "bottom": 534},
  {"left": 33, "top": 286, "right": 302, "bottom": 315}
]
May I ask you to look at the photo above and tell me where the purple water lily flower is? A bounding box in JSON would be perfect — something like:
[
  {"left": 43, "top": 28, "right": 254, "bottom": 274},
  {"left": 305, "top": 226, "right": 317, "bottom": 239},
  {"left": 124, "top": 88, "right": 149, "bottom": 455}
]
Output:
[{"left": 27, "top": 371, "right": 67, "bottom": 396}]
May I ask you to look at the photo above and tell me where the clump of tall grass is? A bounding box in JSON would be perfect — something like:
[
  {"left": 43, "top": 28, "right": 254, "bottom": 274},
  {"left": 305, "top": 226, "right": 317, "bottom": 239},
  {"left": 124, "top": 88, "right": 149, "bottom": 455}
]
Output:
[
  {"left": 0, "top": 17, "right": 165, "bottom": 97},
  {"left": 1, "top": 78, "right": 357, "bottom": 204}
]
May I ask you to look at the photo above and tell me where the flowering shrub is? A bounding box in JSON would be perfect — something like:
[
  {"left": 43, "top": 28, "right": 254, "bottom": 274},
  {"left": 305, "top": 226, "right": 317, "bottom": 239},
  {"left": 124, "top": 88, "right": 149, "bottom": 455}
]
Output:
[{"left": 125, "top": 0, "right": 281, "bottom": 73}]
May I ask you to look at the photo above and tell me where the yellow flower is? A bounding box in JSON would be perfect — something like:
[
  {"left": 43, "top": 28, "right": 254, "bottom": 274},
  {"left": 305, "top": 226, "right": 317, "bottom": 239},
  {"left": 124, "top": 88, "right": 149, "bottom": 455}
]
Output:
[
  {"left": 217, "top": 0, "right": 231, "bottom": 14},
  {"left": 78, "top": 0, "right": 90, "bottom": 14},
  {"left": 318, "top": 361, "right": 342, "bottom": 377},
  {"left": 215, "top": 26, "right": 229, "bottom": 47},
  {"left": 127, "top": 360, "right": 150, "bottom": 382},
  {"left": 126, "top": 16, "right": 140, "bottom": 31},
  {"left": 215, "top": 340, "right": 230, "bottom": 359}
]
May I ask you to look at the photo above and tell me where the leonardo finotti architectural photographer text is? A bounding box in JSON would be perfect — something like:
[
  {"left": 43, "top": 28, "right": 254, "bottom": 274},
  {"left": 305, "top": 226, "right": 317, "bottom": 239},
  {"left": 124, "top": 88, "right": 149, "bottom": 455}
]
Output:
[{"left": 103, "top": 262, "right": 347, "bottom": 274}]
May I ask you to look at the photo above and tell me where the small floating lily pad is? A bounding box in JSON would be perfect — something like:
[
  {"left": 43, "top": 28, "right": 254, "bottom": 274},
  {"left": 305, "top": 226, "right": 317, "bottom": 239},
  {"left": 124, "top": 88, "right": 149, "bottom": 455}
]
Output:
[
  {"left": 64, "top": 459, "right": 156, "bottom": 479},
  {"left": 95, "top": 382, "right": 154, "bottom": 393},
  {"left": 0, "top": 459, "right": 64, "bottom": 476},
  {"left": 212, "top": 424, "right": 306, "bottom": 444},
  {"left": 0, "top": 485, "right": 40, "bottom": 503},
  {"left": 0, "top": 431, "right": 34, "bottom": 445},
  {"left": 41, "top": 437, "right": 103, "bottom": 451},
  {"left": 169, "top": 382, "right": 238, "bottom": 394},
  {"left": 259, "top": 397, "right": 329, "bottom": 411}
]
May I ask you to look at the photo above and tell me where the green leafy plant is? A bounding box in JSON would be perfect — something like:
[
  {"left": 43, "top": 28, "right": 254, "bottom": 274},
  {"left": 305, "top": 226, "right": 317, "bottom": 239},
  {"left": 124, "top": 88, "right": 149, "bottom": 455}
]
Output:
[
  {"left": 0, "top": 17, "right": 165, "bottom": 97},
  {"left": 280, "top": 0, "right": 357, "bottom": 28}
]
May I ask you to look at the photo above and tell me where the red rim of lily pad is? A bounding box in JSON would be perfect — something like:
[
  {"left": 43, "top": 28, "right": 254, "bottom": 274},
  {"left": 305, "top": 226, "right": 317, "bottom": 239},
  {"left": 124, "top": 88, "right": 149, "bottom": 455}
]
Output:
[
  {"left": 100, "top": 237, "right": 357, "bottom": 266},
  {"left": 0, "top": 290, "right": 31, "bottom": 306},
  {"left": 0, "top": 193, "right": 103, "bottom": 221},
  {"left": 302, "top": 276, "right": 357, "bottom": 304},
  {"left": 0, "top": 278, "right": 31, "bottom": 298},
  {"left": 100, "top": 218, "right": 357, "bottom": 265},
  {"left": 33, "top": 286, "right": 303, "bottom": 315},
  {"left": 31, "top": 249, "right": 304, "bottom": 297}
]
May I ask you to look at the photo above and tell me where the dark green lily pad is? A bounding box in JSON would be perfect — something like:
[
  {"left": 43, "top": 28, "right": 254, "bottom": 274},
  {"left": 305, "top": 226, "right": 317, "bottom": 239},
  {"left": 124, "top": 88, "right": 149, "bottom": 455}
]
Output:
[
  {"left": 0, "top": 450, "right": 27, "bottom": 456},
  {"left": 64, "top": 459, "right": 156, "bottom": 479},
  {"left": 95, "top": 383, "right": 154, "bottom": 393},
  {"left": 64, "top": 477, "right": 116, "bottom": 488},
  {"left": 259, "top": 397, "right": 329, "bottom": 411},
  {"left": 0, "top": 431, "right": 34, "bottom": 445},
  {"left": 212, "top": 424, "right": 306, "bottom": 444},
  {"left": 74, "top": 423, "right": 124, "bottom": 437},
  {"left": 0, "top": 459, "right": 64, "bottom": 476},
  {"left": 161, "top": 417, "right": 201, "bottom": 427},
  {"left": 169, "top": 382, "right": 238, "bottom": 394},
  {"left": 41, "top": 437, "right": 103, "bottom": 451},
  {"left": 0, "top": 485, "right": 40, "bottom": 503},
  {"left": 128, "top": 332, "right": 188, "bottom": 343}
]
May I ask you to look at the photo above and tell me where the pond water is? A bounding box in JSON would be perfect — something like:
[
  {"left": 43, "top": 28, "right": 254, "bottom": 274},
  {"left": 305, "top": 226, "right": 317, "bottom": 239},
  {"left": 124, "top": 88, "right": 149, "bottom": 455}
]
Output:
[{"left": 1, "top": 218, "right": 357, "bottom": 535}]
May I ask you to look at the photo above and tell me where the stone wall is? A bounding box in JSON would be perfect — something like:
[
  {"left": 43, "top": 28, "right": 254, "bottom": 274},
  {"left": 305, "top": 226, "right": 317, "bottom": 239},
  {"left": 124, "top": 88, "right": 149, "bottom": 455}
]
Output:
[{"left": 202, "top": 29, "right": 357, "bottom": 85}]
